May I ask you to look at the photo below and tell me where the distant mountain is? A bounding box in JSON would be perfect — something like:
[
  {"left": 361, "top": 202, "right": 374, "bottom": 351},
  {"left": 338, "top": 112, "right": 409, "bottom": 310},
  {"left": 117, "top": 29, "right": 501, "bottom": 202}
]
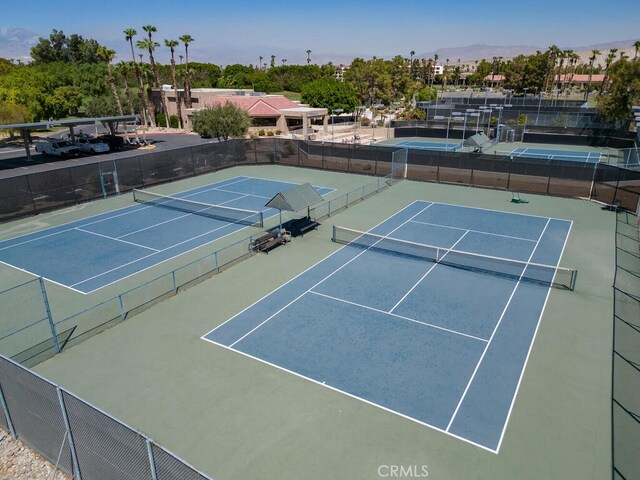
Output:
[
  {"left": 0, "top": 28, "right": 40, "bottom": 61},
  {"left": 417, "top": 44, "right": 541, "bottom": 62}
]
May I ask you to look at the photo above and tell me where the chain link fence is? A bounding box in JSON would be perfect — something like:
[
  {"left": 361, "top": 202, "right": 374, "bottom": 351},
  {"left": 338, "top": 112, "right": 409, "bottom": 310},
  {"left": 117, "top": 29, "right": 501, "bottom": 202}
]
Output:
[
  {"left": 0, "top": 354, "right": 215, "bottom": 480},
  {"left": 612, "top": 211, "right": 640, "bottom": 480}
]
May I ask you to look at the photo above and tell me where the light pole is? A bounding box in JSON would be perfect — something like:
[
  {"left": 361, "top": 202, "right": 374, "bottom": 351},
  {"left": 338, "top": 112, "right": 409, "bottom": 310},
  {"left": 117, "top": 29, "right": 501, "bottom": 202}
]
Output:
[
  {"left": 523, "top": 87, "right": 529, "bottom": 106},
  {"left": 331, "top": 108, "right": 343, "bottom": 142},
  {"left": 434, "top": 115, "right": 452, "bottom": 146},
  {"left": 536, "top": 90, "right": 543, "bottom": 125}
]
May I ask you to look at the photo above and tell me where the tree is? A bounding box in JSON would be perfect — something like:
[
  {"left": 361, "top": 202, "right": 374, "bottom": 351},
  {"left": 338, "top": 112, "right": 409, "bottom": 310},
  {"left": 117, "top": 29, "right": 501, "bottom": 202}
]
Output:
[
  {"left": 415, "top": 86, "right": 437, "bottom": 102},
  {"left": 124, "top": 28, "right": 151, "bottom": 126},
  {"left": 31, "top": 30, "right": 103, "bottom": 64},
  {"left": 301, "top": 78, "right": 358, "bottom": 112},
  {"left": 270, "top": 55, "right": 276, "bottom": 68},
  {"left": 165, "top": 39, "right": 183, "bottom": 128},
  {"left": 119, "top": 62, "right": 136, "bottom": 115},
  {"left": 306, "top": 50, "right": 312, "bottom": 65},
  {"left": 597, "top": 56, "right": 640, "bottom": 121},
  {"left": 98, "top": 46, "right": 124, "bottom": 116},
  {"left": 179, "top": 35, "right": 194, "bottom": 108},
  {"left": 191, "top": 102, "right": 251, "bottom": 140},
  {"left": 586, "top": 49, "right": 601, "bottom": 100}
]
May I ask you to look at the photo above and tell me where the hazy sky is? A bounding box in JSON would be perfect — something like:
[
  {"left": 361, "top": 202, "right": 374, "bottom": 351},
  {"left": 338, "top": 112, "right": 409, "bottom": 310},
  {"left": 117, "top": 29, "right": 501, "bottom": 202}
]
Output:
[{"left": 4, "top": 0, "right": 639, "bottom": 62}]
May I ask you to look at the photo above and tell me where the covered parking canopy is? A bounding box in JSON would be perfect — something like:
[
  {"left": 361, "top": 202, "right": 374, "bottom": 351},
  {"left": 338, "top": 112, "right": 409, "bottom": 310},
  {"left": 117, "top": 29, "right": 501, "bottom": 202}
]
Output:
[{"left": 0, "top": 115, "right": 139, "bottom": 160}]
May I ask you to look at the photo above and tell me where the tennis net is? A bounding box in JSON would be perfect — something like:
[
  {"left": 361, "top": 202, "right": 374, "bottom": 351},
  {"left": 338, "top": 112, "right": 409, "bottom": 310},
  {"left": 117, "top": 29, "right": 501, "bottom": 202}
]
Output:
[
  {"left": 332, "top": 225, "right": 577, "bottom": 290},
  {"left": 133, "top": 189, "right": 264, "bottom": 227}
]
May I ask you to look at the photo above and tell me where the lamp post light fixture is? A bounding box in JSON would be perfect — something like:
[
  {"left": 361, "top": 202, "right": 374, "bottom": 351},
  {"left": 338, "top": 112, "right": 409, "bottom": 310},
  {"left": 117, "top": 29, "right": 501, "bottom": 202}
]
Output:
[
  {"left": 331, "top": 108, "right": 344, "bottom": 142},
  {"left": 522, "top": 87, "right": 529, "bottom": 105}
]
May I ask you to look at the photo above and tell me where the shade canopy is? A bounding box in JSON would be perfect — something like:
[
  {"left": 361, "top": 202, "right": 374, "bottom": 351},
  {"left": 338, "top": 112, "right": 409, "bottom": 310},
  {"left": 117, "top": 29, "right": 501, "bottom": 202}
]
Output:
[
  {"left": 265, "top": 183, "right": 324, "bottom": 212},
  {"left": 463, "top": 132, "right": 491, "bottom": 148}
]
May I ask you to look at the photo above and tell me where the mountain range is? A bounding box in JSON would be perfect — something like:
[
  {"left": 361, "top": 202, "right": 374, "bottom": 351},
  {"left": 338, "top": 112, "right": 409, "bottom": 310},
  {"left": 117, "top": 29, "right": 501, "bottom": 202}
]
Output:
[{"left": 0, "top": 27, "right": 636, "bottom": 67}]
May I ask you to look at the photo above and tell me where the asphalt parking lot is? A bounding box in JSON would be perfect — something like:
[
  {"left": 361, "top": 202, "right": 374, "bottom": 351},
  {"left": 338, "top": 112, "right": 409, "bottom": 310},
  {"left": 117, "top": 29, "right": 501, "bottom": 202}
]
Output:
[{"left": 0, "top": 133, "right": 217, "bottom": 176}]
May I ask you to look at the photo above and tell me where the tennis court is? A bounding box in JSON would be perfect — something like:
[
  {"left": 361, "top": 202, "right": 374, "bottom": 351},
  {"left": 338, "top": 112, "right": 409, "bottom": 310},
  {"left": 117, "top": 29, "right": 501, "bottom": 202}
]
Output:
[
  {"left": 506, "top": 147, "right": 601, "bottom": 163},
  {"left": 203, "top": 200, "right": 573, "bottom": 452},
  {"left": 0, "top": 176, "right": 333, "bottom": 294},
  {"left": 395, "top": 140, "right": 463, "bottom": 151}
]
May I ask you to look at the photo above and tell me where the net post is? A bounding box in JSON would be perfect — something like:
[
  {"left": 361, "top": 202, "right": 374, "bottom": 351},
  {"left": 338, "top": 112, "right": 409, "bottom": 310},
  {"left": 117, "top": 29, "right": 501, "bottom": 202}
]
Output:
[
  {"left": 0, "top": 379, "right": 17, "bottom": 439},
  {"left": 328, "top": 201, "right": 332, "bottom": 217},
  {"left": 146, "top": 437, "right": 159, "bottom": 480},
  {"left": 56, "top": 388, "right": 82, "bottom": 480},
  {"left": 332, "top": 225, "right": 337, "bottom": 243},
  {"left": 38, "top": 277, "right": 60, "bottom": 353},
  {"left": 214, "top": 251, "right": 220, "bottom": 273},
  {"left": 172, "top": 270, "right": 177, "bottom": 294},
  {"left": 346, "top": 192, "right": 349, "bottom": 207}
]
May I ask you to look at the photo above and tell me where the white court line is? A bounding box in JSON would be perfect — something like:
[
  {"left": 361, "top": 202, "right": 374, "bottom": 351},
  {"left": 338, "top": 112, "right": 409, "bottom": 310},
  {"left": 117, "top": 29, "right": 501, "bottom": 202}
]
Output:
[
  {"left": 409, "top": 220, "right": 538, "bottom": 243},
  {"left": 202, "top": 337, "right": 497, "bottom": 454},
  {"left": 309, "top": 290, "right": 488, "bottom": 343},
  {"left": 70, "top": 214, "right": 251, "bottom": 288},
  {"left": 227, "top": 203, "right": 436, "bottom": 348},
  {"left": 495, "top": 220, "right": 573, "bottom": 453},
  {"left": 0, "top": 259, "right": 87, "bottom": 294},
  {"left": 445, "top": 218, "right": 551, "bottom": 433},
  {"left": 74, "top": 228, "right": 160, "bottom": 252},
  {"left": 201, "top": 200, "right": 428, "bottom": 340},
  {"left": 388, "top": 230, "right": 469, "bottom": 314},
  {"left": 422, "top": 200, "right": 570, "bottom": 222},
  {"left": 116, "top": 194, "right": 249, "bottom": 239}
]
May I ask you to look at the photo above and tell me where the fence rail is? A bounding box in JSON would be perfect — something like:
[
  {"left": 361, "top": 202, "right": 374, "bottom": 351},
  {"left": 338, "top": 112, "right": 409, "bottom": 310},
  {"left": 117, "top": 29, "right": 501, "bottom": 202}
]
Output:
[{"left": 0, "top": 354, "right": 214, "bottom": 480}]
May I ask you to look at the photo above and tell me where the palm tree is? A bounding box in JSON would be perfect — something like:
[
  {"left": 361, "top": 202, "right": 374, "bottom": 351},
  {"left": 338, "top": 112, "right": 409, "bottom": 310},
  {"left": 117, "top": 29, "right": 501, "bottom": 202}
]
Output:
[
  {"left": 306, "top": 49, "right": 311, "bottom": 65},
  {"left": 98, "top": 47, "right": 124, "bottom": 116},
  {"left": 409, "top": 50, "right": 415, "bottom": 79},
  {"left": 634, "top": 40, "right": 640, "bottom": 60},
  {"left": 432, "top": 54, "right": 439, "bottom": 90},
  {"left": 179, "top": 35, "right": 194, "bottom": 108},
  {"left": 165, "top": 39, "right": 182, "bottom": 128},
  {"left": 282, "top": 58, "right": 287, "bottom": 65},
  {"left": 119, "top": 62, "right": 135, "bottom": 115},
  {"left": 600, "top": 49, "right": 618, "bottom": 95},
  {"left": 258, "top": 55, "right": 263, "bottom": 70},
  {"left": 138, "top": 38, "right": 169, "bottom": 127},
  {"left": 124, "top": 28, "right": 150, "bottom": 126},
  {"left": 270, "top": 55, "right": 275, "bottom": 68},
  {"left": 544, "top": 45, "right": 561, "bottom": 93},
  {"left": 585, "top": 49, "right": 600, "bottom": 100},
  {"left": 142, "top": 25, "right": 160, "bottom": 87}
]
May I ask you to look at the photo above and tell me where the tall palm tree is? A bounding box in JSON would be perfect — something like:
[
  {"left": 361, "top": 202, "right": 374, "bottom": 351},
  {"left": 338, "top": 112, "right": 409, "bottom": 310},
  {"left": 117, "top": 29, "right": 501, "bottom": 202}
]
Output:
[
  {"left": 306, "top": 50, "right": 311, "bottom": 65},
  {"left": 179, "top": 35, "right": 194, "bottom": 108},
  {"left": 544, "top": 45, "right": 560, "bottom": 93},
  {"left": 119, "top": 62, "right": 136, "bottom": 115},
  {"left": 142, "top": 25, "right": 160, "bottom": 87},
  {"left": 585, "top": 49, "right": 600, "bottom": 100},
  {"left": 600, "top": 49, "right": 618, "bottom": 95},
  {"left": 282, "top": 58, "right": 287, "bottom": 65},
  {"left": 124, "top": 28, "right": 150, "bottom": 126},
  {"left": 138, "top": 38, "right": 168, "bottom": 127},
  {"left": 409, "top": 50, "right": 415, "bottom": 79},
  {"left": 270, "top": 54, "right": 275, "bottom": 68},
  {"left": 634, "top": 40, "right": 640, "bottom": 60},
  {"left": 165, "top": 39, "right": 182, "bottom": 128},
  {"left": 258, "top": 55, "right": 263, "bottom": 70},
  {"left": 432, "top": 54, "right": 439, "bottom": 90},
  {"left": 97, "top": 46, "right": 124, "bottom": 116}
]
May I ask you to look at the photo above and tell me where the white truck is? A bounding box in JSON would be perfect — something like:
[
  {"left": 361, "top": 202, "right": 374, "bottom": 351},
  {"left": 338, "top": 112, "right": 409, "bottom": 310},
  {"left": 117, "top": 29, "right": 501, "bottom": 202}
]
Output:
[
  {"left": 34, "top": 139, "right": 80, "bottom": 157},
  {"left": 75, "top": 136, "right": 110, "bottom": 154}
]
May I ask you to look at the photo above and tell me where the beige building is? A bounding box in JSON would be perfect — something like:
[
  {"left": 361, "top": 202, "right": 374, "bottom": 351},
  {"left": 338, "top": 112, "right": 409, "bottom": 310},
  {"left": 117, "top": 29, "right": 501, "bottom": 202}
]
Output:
[{"left": 151, "top": 88, "right": 328, "bottom": 138}]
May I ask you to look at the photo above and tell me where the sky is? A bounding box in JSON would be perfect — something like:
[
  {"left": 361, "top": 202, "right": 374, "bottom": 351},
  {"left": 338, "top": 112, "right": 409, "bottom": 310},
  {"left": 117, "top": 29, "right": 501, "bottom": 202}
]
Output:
[{"left": 4, "top": 0, "right": 640, "bottom": 63}]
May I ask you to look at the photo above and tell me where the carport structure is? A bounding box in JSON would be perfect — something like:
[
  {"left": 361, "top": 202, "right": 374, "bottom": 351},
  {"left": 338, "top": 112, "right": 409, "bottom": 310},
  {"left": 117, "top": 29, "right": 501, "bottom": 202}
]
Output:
[{"left": 0, "top": 115, "right": 139, "bottom": 160}]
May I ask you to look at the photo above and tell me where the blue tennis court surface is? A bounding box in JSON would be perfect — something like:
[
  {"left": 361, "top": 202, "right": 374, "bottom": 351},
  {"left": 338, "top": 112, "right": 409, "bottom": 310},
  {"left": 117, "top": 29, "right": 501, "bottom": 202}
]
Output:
[
  {"left": 395, "top": 140, "right": 462, "bottom": 151},
  {"left": 0, "top": 176, "right": 333, "bottom": 294},
  {"left": 203, "top": 201, "right": 572, "bottom": 452},
  {"left": 508, "top": 147, "right": 601, "bottom": 163}
]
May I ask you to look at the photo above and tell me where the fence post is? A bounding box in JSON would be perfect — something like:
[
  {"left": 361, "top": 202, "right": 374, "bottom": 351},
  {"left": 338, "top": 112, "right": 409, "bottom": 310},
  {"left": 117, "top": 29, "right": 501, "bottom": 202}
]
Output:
[
  {"left": 146, "top": 438, "right": 159, "bottom": 480},
  {"left": 39, "top": 277, "right": 60, "bottom": 353},
  {"left": 56, "top": 388, "right": 82, "bottom": 480},
  {"left": 118, "top": 294, "right": 126, "bottom": 321},
  {"left": 171, "top": 271, "right": 177, "bottom": 294},
  {"left": 214, "top": 251, "right": 220, "bottom": 273},
  {"left": 0, "top": 380, "right": 17, "bottom": 439}
]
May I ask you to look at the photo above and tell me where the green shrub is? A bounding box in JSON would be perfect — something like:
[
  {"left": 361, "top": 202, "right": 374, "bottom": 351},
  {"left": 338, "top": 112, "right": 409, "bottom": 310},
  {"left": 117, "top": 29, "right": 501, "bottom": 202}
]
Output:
[
  {"left": 275, "top": 129, "right": 282, "bottom": 135},
  {"left": 258, "top": 129, "right": 266, "bottom": 136},
  {"left": 267, "top": 130, "right": 274, "bottom": 136},
  {"left": 169, "top": 115, "right": 180, "bottom": 128},
  {"left": 156, "top": 112, "right": 167, "bottom": 127},
  {"left": 361, "top": 118, "right": 370, "bottom": 126}
]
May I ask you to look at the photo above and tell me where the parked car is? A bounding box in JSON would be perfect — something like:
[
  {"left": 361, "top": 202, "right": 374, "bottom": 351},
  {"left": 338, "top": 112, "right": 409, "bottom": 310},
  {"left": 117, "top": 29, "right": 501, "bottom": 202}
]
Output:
[
  {"left": 96, "top": 134, "right": 125, "bottom": 151},
  {"left": 75, "top": 136, "right": 110, "bottom": 154},
  {"left": 34, "top": 140, "right": 80, "bottom": 157}
]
